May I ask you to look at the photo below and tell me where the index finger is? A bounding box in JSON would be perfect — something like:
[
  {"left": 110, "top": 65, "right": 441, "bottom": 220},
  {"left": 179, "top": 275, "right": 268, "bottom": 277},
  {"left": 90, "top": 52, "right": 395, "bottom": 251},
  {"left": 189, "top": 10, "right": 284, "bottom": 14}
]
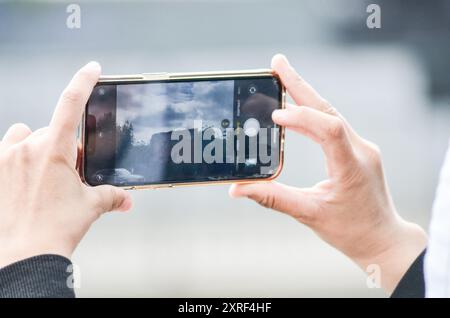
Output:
[
  {"left": 272, "top": 106, "right": 357, "bottom": 180},
  {"left": 50, "top": 61, "right": 101, "bottom": 140},
  {"left": 271, "top": 54, "right": 336, "bottom": 115}
]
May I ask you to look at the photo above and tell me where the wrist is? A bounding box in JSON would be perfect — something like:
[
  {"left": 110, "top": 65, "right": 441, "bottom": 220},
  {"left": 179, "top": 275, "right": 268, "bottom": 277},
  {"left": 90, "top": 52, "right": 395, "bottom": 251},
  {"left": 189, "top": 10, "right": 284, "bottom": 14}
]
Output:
[
  {"left": 353, "top": 215, "right": 427, "bottom": 293},
  {"left": 0, "top": 239, "right": 72, "bottom": 269}
]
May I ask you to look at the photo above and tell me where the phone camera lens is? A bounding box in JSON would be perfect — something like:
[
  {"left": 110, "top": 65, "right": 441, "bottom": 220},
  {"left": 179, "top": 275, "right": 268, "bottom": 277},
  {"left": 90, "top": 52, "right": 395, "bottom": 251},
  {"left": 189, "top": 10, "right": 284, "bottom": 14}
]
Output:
[
  {"left": 248, "top": 85, "right": 257, "bottom": 95},
  {"left": 221, "top": 119, "right": 230, "bottom": 128}
]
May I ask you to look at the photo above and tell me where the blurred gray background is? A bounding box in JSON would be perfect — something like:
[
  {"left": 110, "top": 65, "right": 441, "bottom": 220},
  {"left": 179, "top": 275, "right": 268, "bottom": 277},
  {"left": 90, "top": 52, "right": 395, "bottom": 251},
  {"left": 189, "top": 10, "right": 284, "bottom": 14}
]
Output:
[{"left": 1, "top": 0, "right": 449, "bottom": 297}]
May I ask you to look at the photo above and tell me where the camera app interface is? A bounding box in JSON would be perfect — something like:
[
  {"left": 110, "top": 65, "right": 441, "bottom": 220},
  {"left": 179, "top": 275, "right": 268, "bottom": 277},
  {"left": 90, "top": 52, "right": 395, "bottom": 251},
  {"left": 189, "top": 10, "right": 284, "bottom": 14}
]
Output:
[{"left": 84, "top": 77, "right": 282, "bottom": 186}]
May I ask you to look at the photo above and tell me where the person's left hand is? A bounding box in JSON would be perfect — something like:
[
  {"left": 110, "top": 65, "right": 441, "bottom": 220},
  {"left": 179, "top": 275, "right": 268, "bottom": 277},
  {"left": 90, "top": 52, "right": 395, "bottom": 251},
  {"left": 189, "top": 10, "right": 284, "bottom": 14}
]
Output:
[{"left": 0, "top": 62, "right": 132, "bottom": 268}]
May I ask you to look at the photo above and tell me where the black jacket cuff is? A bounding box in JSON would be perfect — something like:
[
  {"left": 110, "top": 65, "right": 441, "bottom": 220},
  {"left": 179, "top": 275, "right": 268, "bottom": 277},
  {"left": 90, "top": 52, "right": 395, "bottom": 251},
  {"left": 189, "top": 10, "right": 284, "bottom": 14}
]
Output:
[
  {"left": 391, "top": 249, "right": 426, "bottom": 298},
  {"left": 0, "top": 254, "right": 75, "bottom": 298}
]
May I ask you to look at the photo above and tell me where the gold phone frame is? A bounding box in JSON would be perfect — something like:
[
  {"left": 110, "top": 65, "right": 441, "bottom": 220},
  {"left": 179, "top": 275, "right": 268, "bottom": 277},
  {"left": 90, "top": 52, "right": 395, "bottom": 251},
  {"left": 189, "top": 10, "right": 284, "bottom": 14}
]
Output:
[{"left": 79, "top": 69, "right": 286, "bottom": 190}]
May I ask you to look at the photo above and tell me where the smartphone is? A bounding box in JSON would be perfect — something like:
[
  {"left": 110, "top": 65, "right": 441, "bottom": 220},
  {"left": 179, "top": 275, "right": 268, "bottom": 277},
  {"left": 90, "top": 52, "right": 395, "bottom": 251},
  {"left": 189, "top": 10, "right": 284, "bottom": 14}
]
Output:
[{"left": 80, "top": 69, "right": 285, "bottom": 189}]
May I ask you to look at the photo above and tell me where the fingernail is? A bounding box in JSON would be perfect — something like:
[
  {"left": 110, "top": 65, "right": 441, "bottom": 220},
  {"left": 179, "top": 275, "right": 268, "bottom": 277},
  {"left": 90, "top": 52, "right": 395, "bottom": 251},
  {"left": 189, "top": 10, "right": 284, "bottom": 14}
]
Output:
[
  {"left": 275, "top": 53, "right": 289, "bottom": 65},
  {"left": 272, "top": 109, "right": 285, "bottom": 121},
  {"left": 85, "top": 61, "right": 101, "bottom": 72}
]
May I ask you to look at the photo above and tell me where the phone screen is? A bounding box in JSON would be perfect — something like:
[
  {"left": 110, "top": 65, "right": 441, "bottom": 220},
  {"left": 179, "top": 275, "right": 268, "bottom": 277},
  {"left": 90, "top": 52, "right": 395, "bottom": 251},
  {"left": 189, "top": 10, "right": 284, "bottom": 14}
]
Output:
[{"left": 83, "top": 76, "right": 283, "bottom": 187}]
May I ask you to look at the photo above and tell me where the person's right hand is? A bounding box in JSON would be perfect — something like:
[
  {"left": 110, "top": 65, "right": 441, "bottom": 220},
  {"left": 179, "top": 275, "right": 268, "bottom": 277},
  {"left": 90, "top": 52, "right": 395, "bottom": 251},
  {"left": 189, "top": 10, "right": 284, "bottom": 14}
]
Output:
[{"left": 229, "top": 54, "right": 427, "bottom": 293}]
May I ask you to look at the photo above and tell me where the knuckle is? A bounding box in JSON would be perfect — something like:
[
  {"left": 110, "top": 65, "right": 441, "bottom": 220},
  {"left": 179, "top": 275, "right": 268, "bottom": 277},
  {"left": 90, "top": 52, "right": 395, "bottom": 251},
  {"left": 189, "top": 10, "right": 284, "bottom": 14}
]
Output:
[
  {"left": 9, "top": 122, "right": 30, "bottom": 134},
  {"left": 326, "top": 118, "right": 345, "bottom": 140},
  {"left": 47, "top": 146, "right": 69, "bottom": 166},
  {"left": 11, "top": 142, "right": 33, "bottom": 164},
  {"left": 108, "top": 187, "right": 119, "bottom": 211},
  {"left": 47, "top": 136, "right": 78, "bottom": 164},
  {"left": 3, "top": 123, "right": 31, "bottom": 142},
  {"left": 363, "top": 141, "right": 382, "bottom": 169},
  {"left": 369, "top": 148, "right": 382, "bottom": 167},
  {"left": 93, "top": 187, "right": 116, "bottom": 213},
  {"left": 92, "top": 190, "right": 106, "bottom": 215},
  {"left": 19, "top": 142, "right": 33, "bottom": 161},
  {"left": 369, "top": 143, "right": 381, "bottom": 156},
  {"left": 255, "top": 193, "right": 277, "bottom": 210},
  {"left": 321, "top": 99, "right": 338, "bottom": 116}
]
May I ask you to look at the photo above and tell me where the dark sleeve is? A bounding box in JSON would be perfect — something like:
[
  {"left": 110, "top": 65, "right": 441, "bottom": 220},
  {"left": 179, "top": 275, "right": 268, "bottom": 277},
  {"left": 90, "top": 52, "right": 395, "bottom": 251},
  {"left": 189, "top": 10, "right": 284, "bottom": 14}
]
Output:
[
  {"left": 0, "top": 254, "right": 75, "bottom": 298},
  {"left": 391, "top": 249, "right": 426, "bottom": 298}
]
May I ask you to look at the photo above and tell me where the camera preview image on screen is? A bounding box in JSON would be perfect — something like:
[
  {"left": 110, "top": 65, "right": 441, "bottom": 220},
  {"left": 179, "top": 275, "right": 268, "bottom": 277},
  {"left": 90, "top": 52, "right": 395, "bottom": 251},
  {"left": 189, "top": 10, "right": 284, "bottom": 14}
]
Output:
[{"left": 84, "top": 77, "right": 282, "bottom": 186}]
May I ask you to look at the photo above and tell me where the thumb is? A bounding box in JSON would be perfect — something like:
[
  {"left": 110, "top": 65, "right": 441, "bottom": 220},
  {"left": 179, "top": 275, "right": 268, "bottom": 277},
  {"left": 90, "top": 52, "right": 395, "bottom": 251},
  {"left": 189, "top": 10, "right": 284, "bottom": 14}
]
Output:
[
  {"left": 229, "top": 182, "right": 318, "bottom": 223},
  {"left": 89, "top": 185, "right": 133, "bottom": 216}
]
